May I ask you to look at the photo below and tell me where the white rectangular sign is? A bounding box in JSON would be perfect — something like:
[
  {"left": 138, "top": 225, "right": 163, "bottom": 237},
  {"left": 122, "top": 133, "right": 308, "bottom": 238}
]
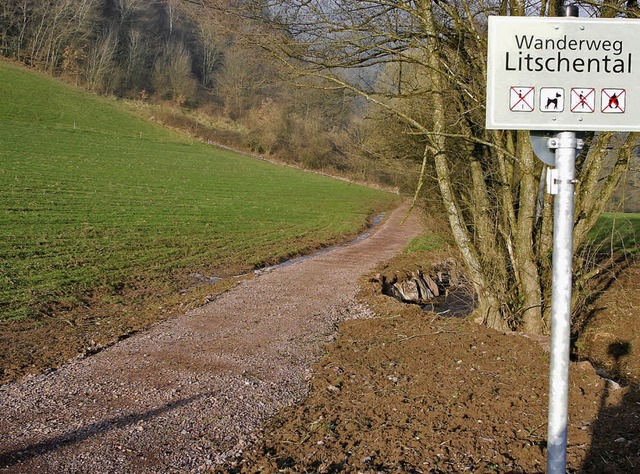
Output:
[{"left": 486, "top": 16, "right": 640, "bottom": 131}]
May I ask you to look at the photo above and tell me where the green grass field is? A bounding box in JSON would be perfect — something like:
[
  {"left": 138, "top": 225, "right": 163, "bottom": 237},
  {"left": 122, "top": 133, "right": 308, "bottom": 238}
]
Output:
[
  {"left": 588, "top": 212, "right": 640, "bottom": 255},
  {"left": 0, "top": 61, "right": 396, "bottom": 321}
]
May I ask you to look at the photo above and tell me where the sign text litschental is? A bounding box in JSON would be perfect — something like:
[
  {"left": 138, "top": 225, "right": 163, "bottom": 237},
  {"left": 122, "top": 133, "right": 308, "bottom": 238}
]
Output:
[{"left": 505, "top": 35, "right": 630, "bottom": 74}]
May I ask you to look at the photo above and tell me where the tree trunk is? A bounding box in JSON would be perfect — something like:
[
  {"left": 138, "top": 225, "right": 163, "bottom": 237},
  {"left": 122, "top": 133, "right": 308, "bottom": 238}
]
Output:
[
  {"left": 513, "top": 132, "right": 544, "bottom": 334},
  {"left": 417, "top": 0, "right": 510, "bottom": 331}
]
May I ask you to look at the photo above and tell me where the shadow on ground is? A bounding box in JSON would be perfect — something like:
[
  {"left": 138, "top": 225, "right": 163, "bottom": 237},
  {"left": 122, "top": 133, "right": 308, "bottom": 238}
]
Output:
[
  {"left": 581, "top": 341, "right": 640, "bottom": 473},
  {"left": 0, "top": 392, "right": 208, "bottom": 469}
]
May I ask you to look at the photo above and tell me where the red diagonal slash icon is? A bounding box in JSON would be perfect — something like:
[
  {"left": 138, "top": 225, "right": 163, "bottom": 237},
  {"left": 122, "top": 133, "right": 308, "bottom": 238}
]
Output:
[
  {"left": 570, "top": 88, "right": 595, "bottom": 113},
  {"left": 602, "top": 88, "right": 626, "bottom": 113},
  {"left": 510, "top": 86, "right": 534, "bottom": 112}
]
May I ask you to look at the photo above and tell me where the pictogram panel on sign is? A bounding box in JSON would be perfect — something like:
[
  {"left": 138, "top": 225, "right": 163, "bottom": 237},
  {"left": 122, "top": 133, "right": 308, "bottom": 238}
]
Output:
[
  {"left": 570, "top": 88, "right": 595, "bottom": 113},
  {"left": 540, "top": 88, "right": 565, "bottom": 112},
  {"left": 510, "top": 86, "right": 535, "bottom": 112},
  {"left": 601, "top": 89, "right": 626, "bottom": 113}
]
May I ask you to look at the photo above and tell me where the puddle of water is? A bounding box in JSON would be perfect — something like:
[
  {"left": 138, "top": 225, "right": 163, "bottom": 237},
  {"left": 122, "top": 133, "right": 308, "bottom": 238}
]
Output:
[
  {"left": 421, "top": 288, "right": 476, "bottom": 318},
  {"left": 190, "top": 273, "right": 223, "bottom": 284}
]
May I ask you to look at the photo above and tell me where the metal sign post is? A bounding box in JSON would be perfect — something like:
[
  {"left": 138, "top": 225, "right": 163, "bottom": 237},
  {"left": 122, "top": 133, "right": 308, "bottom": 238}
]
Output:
[
  {"left": 547, "top": 8, "right": 580, "bottom": 474},
  {"left": 485, "top": 4, "right": 640, "bottom": 473},
  {"left": 547, "top": 131, "right": 578, "bottom": 473}
]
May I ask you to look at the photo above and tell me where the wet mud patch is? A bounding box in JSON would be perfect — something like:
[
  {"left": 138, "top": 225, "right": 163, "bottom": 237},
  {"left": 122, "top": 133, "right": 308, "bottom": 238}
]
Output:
[{"left": 375, "top": 258, "right": 475, "bottom": 318}]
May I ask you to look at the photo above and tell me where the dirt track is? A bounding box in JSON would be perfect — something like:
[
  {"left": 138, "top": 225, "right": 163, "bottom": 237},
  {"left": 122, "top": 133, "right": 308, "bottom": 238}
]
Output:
[{"left": 0, "top": 202, "right": 423, "bottom": 473}]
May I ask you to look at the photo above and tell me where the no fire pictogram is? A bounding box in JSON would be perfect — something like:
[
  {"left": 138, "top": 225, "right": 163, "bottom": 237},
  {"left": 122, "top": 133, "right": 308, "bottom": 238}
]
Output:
[
  {"left": 570, "top": 88, "right": 595, "bottom": 113},
  {"left": 510, "top": 86, "right": 535, "bottom": 112},
  {"left": 602, "top": 88, "right": 626, "bottom": 113}
]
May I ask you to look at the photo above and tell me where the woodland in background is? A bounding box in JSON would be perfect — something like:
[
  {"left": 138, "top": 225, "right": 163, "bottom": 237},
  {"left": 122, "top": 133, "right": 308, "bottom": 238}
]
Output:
[
  {"left": 3, "top": 0, "right": 640, "bottom": 336},
  {"left": 0, "top": 0, "right": 420, "bottom": 191}
]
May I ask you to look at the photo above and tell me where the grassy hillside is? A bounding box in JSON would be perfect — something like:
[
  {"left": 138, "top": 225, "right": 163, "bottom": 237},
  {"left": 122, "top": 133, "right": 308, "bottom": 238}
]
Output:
[{"left": 0, "top": 61, "right": 396, "bottom": 321}]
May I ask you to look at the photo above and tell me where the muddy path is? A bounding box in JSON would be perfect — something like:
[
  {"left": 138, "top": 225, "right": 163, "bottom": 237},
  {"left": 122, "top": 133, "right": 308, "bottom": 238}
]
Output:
[{"left": 0, "top": 202, "right": 423, "bottom": 473}]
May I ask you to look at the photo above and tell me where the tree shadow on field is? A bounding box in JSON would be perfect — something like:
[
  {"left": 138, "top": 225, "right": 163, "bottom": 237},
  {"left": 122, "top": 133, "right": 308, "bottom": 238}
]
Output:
[
  {"left": 0, "top": 392, "right": 208, "bottom": 469},
  {"left": 580, "top": 342, "right": 640, "bottom": 473}
]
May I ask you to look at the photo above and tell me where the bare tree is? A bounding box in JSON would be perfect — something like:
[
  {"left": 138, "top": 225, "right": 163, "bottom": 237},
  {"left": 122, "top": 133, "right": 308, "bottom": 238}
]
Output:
[
  {"left": 114, "top": 0, "right": 145, "bottom": 27},
  {"left": 195, "top": 21, "right": 225, "bottom": 90},
  {"left": 229, "top": 0, "right": 639, "bottom": 334},
  {"left": 215, "top": 43, "right": 271, "bottom": 118},
  {"left": 85, "top": 28, "right": 118, "bottom": 93},
  {"left": 25, "top": 0, "right": 95, "bottom": 71},
  {"left": 152, "top": 41, "right": 198, "bottom": 103},
  {"left": 122, "top": 28, "right": 147, "bottom": 90}
]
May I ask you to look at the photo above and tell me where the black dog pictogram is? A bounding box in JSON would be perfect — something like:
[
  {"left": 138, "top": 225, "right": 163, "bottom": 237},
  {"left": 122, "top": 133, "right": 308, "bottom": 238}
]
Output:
[{"left": 545, "top": 92, "right": 562, "bottom": 110}]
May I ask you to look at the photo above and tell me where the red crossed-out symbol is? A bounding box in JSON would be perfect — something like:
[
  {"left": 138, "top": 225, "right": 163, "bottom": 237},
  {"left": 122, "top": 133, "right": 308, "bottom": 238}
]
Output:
[
  {"left": 602, "top": 89, "right": 626, "bottom": 113},
  {"left": 570, "top": 88, "right": 595, "bottom": 113},
  {"left": 510, "top": 86, "right": 534, "bottom": 111}
]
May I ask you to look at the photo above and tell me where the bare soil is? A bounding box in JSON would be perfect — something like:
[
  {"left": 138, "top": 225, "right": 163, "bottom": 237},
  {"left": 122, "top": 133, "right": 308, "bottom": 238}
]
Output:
[
  {"left": 228, "top": 256, "right": 640, "bottom": 473},
  {"left": 3, "top": 202, "right": 640, "bottom": 473}
]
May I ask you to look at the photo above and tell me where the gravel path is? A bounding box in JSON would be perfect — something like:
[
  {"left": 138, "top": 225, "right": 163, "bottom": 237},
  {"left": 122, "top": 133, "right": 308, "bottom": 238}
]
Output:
[{"left": 0, "top": 202, "right": 423, "bottom": 473}]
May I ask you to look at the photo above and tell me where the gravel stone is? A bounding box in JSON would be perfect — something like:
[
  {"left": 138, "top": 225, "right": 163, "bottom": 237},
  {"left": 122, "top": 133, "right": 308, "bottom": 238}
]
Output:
[{"left": 0, "top": 203, "right": 422, "bottom": 473}]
